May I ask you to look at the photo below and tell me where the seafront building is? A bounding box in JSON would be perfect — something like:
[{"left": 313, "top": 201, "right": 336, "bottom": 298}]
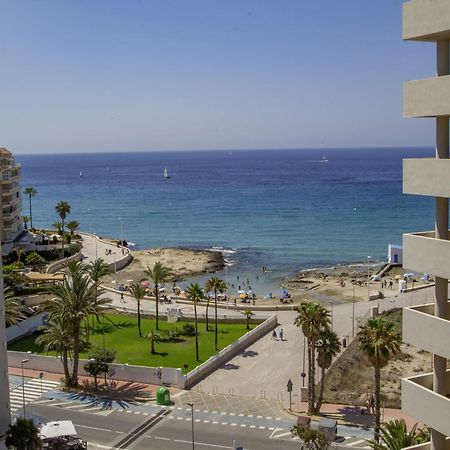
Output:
[
  {"left": 0, "top": 148, "right": 22, "bottom": 254},
  {"left": 402, "top": 1, "right": 450, "bottom": 449}
]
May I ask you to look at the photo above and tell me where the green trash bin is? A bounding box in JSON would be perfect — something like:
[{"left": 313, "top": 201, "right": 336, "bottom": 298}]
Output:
[{"left": 156, "top": 386, "right": 170, "bottom": 405}]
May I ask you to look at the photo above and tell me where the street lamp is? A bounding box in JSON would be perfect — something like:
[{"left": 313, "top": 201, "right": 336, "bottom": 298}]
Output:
[
  {"left": 21, "top": 359, "right": 29, "bottom": 416},
  {"left": 352, "top": 282, "right": 355, "bottom": 338},
  {"left": 93, "top": 233, "right": 98, "bottom": 260},
  {"left": 187, "top": 402, "right": 195, "bottom": 450},
  {"left": 367, "top": 256, "right": 371, "bottom": 301},
  {"left": 112, "top": 251, "right": 117, "bottom": 281},
  {"left": 302, "top": 336, "right": 306, "bottom": 387},
  {"left": 118, "top": 217, "right": 123, "bottom": 248},
  {"left": 330, "top": 301, "right": 334, "bottom": 331}
]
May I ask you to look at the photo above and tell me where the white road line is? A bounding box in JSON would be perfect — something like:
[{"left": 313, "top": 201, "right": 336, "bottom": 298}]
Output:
[{"left": 347, "top": 439, "right": 367, "bottom": 446}]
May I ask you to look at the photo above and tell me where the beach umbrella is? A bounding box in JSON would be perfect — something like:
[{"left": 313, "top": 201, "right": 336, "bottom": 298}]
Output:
[
  {"left": 394, "top": 275, "right": 402, "bottom": 280},
  {"left": 141, "top": 280, "right": 150, "bottom": 287},
  {"left": 238, "top": 290, "right": 246, "bottom": 294},
  {"left": 403, "top": 272, "right": 415, "bottom": 278}
]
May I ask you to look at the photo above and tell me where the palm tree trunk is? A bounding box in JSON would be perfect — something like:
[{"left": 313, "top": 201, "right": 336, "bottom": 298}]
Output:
[
  {"left": 194, "top": 301, "right": 199, "bottom": 361},
  {"left": 155, "top": 283, "right": 160, "bottom": 330},
  {"left": 29, "top": 195, "right": 33, "bottom": 229},
  {"left": 62, "top": 349, "right": 70, "bottom": 387},
  {"left": 205, "top": 300, "right": 210, "bottom": 331},
  {"left": 315, "top": 368, "right": 326, "bottom": 414},
  {"left": 311, "top": 343, "right": 316, "bottom": 411},
  {"left": 214, "top": 291, "right": 218, "bottom": 351},
  {"left": 137, "top": 300, "right": 142, "bottom": 337},
  {"left": 150, "top": 337, "right": 155, "bottom": 354},
  {"left": 307, "top": 340, "right": 314, "bottom": 414},
  {"left": 71, "top": 322, "right": 80, "bottom": 386},
  {"left": 374, "top": 366, "right": 381, "bottom": 442}
]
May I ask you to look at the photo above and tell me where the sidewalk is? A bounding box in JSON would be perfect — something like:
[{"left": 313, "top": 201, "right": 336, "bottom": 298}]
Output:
[{"left": 287, "top": 399, "right": 420, "bottom": 430}]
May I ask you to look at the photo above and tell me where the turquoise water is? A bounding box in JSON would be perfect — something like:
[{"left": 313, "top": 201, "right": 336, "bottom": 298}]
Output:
[{"left": 18, "top": 148, "right": 434, "bottom": 288}]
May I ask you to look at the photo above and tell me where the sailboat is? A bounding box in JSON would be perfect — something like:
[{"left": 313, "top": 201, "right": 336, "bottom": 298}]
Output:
[
  {"left": 320, "top": 155, "right": 328, "bottom": 163},
  {"left": 79, "top": 170, "right": 83, "bottom": 177},
  {"left": 164, "top": 167, "right": 171, "bottom": 179}
]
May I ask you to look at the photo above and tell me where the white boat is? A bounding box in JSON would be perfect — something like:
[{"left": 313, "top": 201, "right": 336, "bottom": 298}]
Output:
[
  {"left": 106, "top": 166, "right": 110, "bottom": 172},
  {"left": 79, "top": 171, "right": 83, "bottom": 177},
  {"left": 164, "top": 167, "right": 171, "bottom": 179},
  {"left": 320, "top": 155, "right": 328, "bottom": 163}
]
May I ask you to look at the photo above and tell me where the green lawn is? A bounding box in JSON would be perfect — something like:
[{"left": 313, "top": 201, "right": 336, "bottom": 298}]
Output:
[{"left": 8, "top": 313, "right": 249, "bottom": 373}]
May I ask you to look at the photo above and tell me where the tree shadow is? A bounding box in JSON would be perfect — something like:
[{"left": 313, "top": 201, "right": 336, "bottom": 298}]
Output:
[
  {"left": 151, "top": 352, "right": 168, "bottom": 357},
  {"left": 222, "top": 363, "right": 239, "bottom": 370},
  {"left": 67, "top": 379, "right": 154, "bottom": 411},
  {"left": 241, "top": 350, "right": 258, "bottom": 358}
]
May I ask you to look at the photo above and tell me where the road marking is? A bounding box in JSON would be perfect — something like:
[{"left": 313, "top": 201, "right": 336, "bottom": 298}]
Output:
[
  {"left": 75, "top": 424, "right": 123, "bottom": 433},
  {"left": 347, "top": 439, "right": 366, "bottom": 446},
  {"left": 154, "top": 436, "right": 170, "bottom": 441},
  {"left": 171, "top": 439, "right": 233, "bottom": 448}
]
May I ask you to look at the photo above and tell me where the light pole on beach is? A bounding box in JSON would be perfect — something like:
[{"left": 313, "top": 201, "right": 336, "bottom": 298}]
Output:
[
  {"left": 367, "top": 256, "right": 371, "bottom": 302},
  {"left": 118, "top": 217, "right": 123, "bottom": 247},
  {"left": 113, "top": 251, "right": 117, "bottom": 282},
  {"left": 93, "top": 233, "right": 98, "bottom": 260},
  {"left": 352, "top": 282, "right": 355, "bottom": 338},
  {"left": 330, "top": 301, "right": 334, "bottom": 330}
]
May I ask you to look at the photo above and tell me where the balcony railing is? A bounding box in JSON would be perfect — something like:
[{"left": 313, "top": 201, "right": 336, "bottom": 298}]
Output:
[
  {"left": 403, "top": 158, "right": 450, "bottom": 197},
  {"left": 403, "top": 302, "right": 450, "bottom": 359},
  {"left": 403, "top": 231, "right": 450, "bottom": 279},
  {"left": 402, "top": 371, "right": 450, "bottom": 437}
]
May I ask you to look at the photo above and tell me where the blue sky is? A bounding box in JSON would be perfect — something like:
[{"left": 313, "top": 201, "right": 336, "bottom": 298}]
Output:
[{"left": 0, "top": 0, "right": 436, "bottom": 154}]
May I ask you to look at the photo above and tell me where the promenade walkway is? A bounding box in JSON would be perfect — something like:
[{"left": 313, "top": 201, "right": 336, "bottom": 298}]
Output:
[{"left": 80, "top": 233, "right": 123, "bottom": 266}]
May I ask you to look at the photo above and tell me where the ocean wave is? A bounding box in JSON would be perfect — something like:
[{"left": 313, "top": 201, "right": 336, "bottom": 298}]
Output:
[{"left": 209, "top": 246, "right": 237, "bottom": 255}]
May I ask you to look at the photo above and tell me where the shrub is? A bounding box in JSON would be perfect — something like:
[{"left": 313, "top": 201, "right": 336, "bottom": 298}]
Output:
[{"left": 182, "top": 323, "right": 196, "bottom": 337}]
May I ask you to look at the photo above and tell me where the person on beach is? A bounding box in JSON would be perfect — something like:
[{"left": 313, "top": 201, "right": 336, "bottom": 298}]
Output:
[
  {"left": 120, "top": 292, "right": 125, "bottom": 303},
  {"left": 272, "top": 329, "right": 278, "bottom": 340},
  {"left": 280, "top": 328, "right": 284, "bottom": 341}
]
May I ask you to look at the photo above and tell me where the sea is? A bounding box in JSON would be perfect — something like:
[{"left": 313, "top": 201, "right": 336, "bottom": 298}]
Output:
[{"left": 17, "top": 147, "right": 435, "bottom": 293}]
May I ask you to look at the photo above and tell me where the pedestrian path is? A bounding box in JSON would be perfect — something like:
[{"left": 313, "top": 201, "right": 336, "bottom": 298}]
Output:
[{"left": 10, "top": 378, "right": 60, "bottom": 413}]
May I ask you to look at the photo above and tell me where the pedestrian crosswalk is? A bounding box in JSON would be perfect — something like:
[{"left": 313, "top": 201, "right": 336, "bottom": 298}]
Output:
[
  {"left": 9, "top": 378, "right": 60, "bottom": 413},
  {"left": 33, "top": 398, "right": 114, "bottom": 416}
]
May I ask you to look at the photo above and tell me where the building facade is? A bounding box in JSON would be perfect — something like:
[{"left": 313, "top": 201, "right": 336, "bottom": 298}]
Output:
[
  {"left": 402, "top": 1, "right": 450, "bottom": 449},
  {"left": 0, "top": 148, "right": 22, "bottom": 254}
]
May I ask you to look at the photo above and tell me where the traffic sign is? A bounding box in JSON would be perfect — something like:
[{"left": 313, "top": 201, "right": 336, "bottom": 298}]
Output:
[{"left": 287, "top": 379, "right": 293, "bottom": 392}]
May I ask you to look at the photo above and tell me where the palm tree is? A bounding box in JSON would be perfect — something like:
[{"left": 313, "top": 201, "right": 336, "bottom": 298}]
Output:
[
  {"left": 21, "top": 215, "right": 29, "bottom": 230},
  {"left": 358, "top": 317, "right": 401, "bottom": 442},
  {"left": 129, "top": 282, "right": 146, "bottom": 337},
  {"left": 242, "top": 309, "right": 254, "bottom": 330},
  {"left": 368, "top": 419, "right": 430, "bottom": 450},
  {"left": 186, "top": 283, "right": 203, "bottom": 361},
  {"left": 55, "top": 201, "right": 71, "bottom": 256},
  {"left": 315, "top": 328, "right": 341, "bottom": 414},
  {"left": 294, "top": 302, "right": 331, "bottom": 414},
  {"left": 148, "top": 330, "right": 160, "bottom": 354},
  {"left": 36, "top": 315, "right": 73, "bottom": 386},
  {"left": 205, "top": 277, "right": 227, "bottom": 350},
  {"left": 144, "top": 261, "right": 173, "bottom": 331},
  {"left": 23, "top": 186, "right": 38, "bottom": 230},
  {"left": 53, "top": 221, "right": 63, "bottom": 235},
  {"left": 5, "top": 416, "right": 42, "bottom": 450},
  {"left": 45, "top": 261, "right": 110, "bottom": 386},
  {"left": 67, "top": 220, "right": 80, "bottom": 236},
  {"left": 4, "top": 287, "right": 24, "bottom": 326},
  {"left": 14, "top": 246, "right": 25, "bottom": 264}
]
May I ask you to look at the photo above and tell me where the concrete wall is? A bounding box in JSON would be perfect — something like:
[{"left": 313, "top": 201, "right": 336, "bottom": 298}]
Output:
[
  {"left": 403, "top": 232, "right": 450, "bottom": 279},
  {"left": 402, "top": 371, "right": 450, "bottom": 437},
  {"left": 6, "top": 313, "right": 46, "bottom": 343},
  {"left": 7, "top": 351, "right": 186, "bottom": 388},
  {"left": 404, "top": 76, "right": 450, "bottom": 118},
  {"left": 46, "top": 251, "right": 82, "bottom": 274},
  {"left": 185, "top": 315, "right": 278, "bottom": 388},
  {"left": 404, "top": 159, "right": 450, "bottom": 197},
  {"left": 403, "top": 0, "right": 450, "bottom": 41}
]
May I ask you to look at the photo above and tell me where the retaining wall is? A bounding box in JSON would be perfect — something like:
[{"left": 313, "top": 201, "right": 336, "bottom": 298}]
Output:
[
  {"left": 7, "top": 351, "right": 186, "bottom": 388},
  {"left": 185, "top": 315, "right": 278, "bottom": 388},
  {"left": 6, "top": 313, "right": 47, "bottom": 343},
  {"left": 46, "top": 252, "right": 82, "bottom": 274}
]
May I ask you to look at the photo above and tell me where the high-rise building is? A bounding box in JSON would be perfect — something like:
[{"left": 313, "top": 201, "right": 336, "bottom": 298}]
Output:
[
  {"left": 402, "top": 1, "right": 450, "bottom": 449},
  {"left": 0, "top": 148, "right": 22, "bottom": 254}
]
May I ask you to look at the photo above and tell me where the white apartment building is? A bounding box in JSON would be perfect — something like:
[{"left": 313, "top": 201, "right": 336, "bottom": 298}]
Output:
[
  {"left": 0, "top": 148, "right": 22, "bottom": 254},
  {"left": 402, "top": 1, "right": 450, "bottom": 449}
]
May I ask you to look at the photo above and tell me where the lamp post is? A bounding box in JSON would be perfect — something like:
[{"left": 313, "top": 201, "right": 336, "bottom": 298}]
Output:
[
  {"left": 113, "top": 251, "right": 117, "bottom": 282},
  {"left": 367, "top": 256, "right": 371, "bottom": 301},
  {"left": 330, "top": 301, "right": 334, "bottom": 331},
  {"left": 118, "top": 217, "right": 123, "bottom": 247},
  {"left": 352, "top": 283, "right": 355, "bottom": 338},
  {"left": 302, "top": 335, "right": 306, "bottom": 387},
  {"left": 187, "top": 402, "right": 195, "bottom": 450},
  {"left": 21, "top": 359, "right": 29, "bottom": 416},
  {"left": 225, "top": 265, "right": 229, "bottom": 311},
  {"left": 93, "top": 233, "right": 98, "bottom": 260}
]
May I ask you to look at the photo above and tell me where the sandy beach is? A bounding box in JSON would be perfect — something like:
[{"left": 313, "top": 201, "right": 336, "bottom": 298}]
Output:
[{"left": 105, "top": 247, "right": 225, "bottom": 286}]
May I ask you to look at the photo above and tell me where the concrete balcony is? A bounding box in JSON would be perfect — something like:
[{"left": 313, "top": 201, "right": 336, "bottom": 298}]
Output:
[
  {"left": 403, "top": 231, "right": 450, "bottom": 278},
  {"left": 403, "top": 0, "right": 450, "bottom": 41},
  {"left": 402, "top": 371, "right": 450, "bottom": 437},
  {"left": 403, "top": 158, "right": 450, "bottom": 197},
  {"left": 404, "top": 75, "right": 450, "bottom": 118},
  {"left": 403, "top": 302, "right": 450, "bottom": 359}
]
